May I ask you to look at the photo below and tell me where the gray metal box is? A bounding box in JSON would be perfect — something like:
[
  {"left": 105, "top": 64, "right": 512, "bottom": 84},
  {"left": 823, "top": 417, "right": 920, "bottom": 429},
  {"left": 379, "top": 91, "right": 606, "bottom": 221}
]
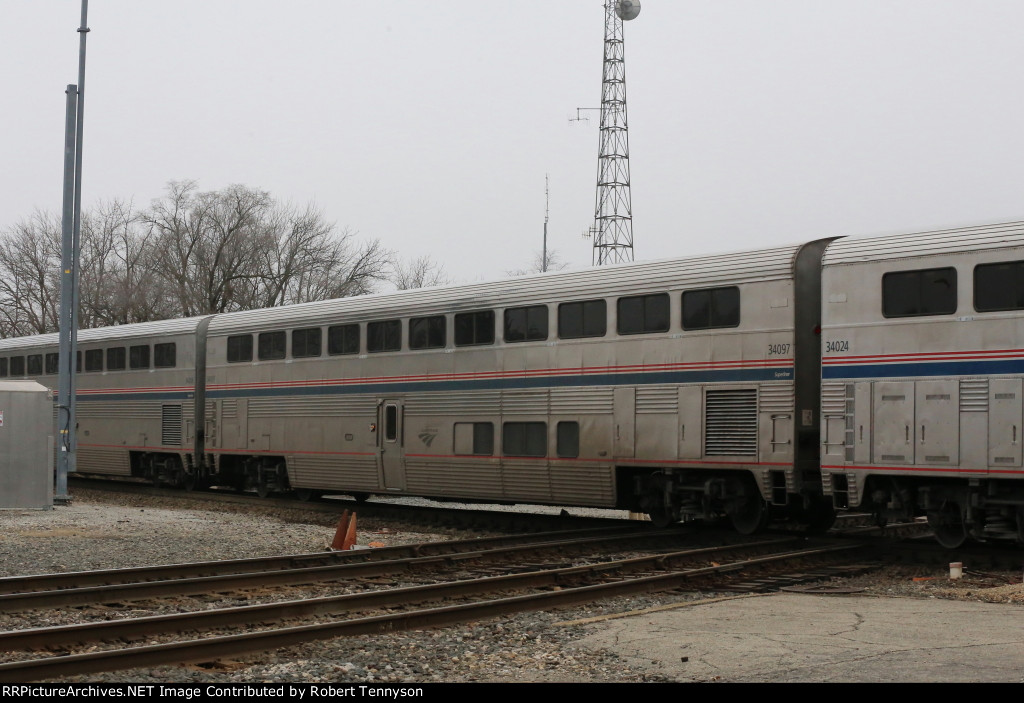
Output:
[{"left": 0, "top": 381, "right": 53, "bottom": 510}]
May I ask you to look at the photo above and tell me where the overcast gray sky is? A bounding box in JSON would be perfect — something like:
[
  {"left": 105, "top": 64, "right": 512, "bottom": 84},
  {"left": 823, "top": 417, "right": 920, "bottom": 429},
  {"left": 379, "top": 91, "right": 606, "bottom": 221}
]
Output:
[{"left": 4, "top": 1, "right": 1024, "bottom": 283}]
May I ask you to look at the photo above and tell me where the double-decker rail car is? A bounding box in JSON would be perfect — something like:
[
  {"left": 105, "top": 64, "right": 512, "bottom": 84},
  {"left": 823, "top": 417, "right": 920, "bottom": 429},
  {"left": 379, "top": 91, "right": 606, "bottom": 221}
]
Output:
[
  {"left": 0, "top": 317, "right": 206, "bottom": 487},
  {"left": 819, "top": 222, "right": 1024, "bottom": 547},
  {"left": 0, "top": 239, "right": 834, "bottom": 534},
  {"left": 197, "top": 239, "right": 832, "bottom": 532},
  {"left": 11, "top": 219, "right": 1024, "bottom": 546}
]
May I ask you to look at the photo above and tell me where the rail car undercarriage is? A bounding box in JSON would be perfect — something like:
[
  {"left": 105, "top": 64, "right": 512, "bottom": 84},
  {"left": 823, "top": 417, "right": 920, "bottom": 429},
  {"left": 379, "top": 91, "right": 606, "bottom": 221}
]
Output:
[
  {"left": 635, "top": 468, "right": 836, "bottom": 535},
  {"left": 861, "top": 476, "right": 1024, "bottom": 548}
]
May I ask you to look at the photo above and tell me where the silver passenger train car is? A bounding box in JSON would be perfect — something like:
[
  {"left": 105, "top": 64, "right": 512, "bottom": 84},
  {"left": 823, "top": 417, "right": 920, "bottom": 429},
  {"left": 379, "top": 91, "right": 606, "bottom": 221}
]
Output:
[
  {"left": 2, "top": 220, "right": 1023, "bottom": 546},
  {"left": 819, "top": 222, "right": 1024, "bottom": 547}
]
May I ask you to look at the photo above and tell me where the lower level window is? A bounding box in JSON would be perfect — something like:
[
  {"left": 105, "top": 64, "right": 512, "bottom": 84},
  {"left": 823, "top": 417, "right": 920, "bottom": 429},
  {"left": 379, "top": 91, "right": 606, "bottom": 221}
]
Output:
[
  {"left": 503, "top": 422, "right": 547, "bottom": 457},
  {"left": 454, "top": 422, "right": 494, "bottom": 456},
  {"left": 556, "top": 421, "right": 579, "bottom": 458}
]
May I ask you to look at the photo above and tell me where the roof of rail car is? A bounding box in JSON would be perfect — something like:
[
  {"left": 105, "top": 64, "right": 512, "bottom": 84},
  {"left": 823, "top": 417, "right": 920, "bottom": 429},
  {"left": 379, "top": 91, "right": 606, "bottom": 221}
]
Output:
[
  {"left": 0, "top": 241, "right": 807, "bottom": 349},
  {"left": 205, "top": 242, "right": 804, "bottom": 335},
  {"left": 0, "top": 316, "right": 207, "bottom": 352},
  {"left": 823, "top": 220, "right": 1024, "bottom": 266}
]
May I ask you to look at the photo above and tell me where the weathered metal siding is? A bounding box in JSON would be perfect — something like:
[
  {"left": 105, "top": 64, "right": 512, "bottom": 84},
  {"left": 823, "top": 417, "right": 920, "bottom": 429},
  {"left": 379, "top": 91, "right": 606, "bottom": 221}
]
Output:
[{"left": 820, "top": 222, "right": 1024, "bottom": 507}]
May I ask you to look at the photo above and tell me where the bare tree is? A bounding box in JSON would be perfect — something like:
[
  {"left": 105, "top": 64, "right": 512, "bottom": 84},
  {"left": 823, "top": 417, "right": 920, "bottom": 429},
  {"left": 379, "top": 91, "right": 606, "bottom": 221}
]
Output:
[
  {"left": 144, "top": 181, "right": 394, "bottom": 316},
  {"left": 390, "top": 255, "right": 451, "bottom": 290},
  {"left": 0, "top": 210, "right": 62, "bottom": 336},
  {"left": 78, "top": 199, "right": 176, "bottom": 327},
  {"left": 144, "top": 181, "right": 275, "bottom": 316},
  {"left": 0, "top": 181, "right": 394, "bottom": 338},
  {"left": 248, "top": 204, "right": 393, "bottom": 307},
  {"left": 506, "top": 249, "right": 570, "bottom": 277}
]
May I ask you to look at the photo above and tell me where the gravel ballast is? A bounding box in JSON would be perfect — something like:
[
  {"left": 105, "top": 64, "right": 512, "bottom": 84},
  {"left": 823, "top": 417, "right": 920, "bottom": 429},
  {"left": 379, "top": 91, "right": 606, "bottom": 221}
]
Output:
[{"left": 1, "top": 488, "right": 1021, "bottom": 684}]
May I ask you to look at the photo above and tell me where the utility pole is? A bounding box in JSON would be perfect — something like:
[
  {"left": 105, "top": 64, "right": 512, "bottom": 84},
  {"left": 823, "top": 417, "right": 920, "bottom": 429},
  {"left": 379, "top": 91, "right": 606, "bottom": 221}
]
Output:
[{"left": 56, "top": 0, "right": 89, "bottom": 504}]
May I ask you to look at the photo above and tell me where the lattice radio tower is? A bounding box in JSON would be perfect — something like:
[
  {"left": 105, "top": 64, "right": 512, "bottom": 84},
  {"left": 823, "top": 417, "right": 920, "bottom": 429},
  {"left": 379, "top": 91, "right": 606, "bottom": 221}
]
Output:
[{"left": 590, "top": 0, "right": 640, "bottom": 265}]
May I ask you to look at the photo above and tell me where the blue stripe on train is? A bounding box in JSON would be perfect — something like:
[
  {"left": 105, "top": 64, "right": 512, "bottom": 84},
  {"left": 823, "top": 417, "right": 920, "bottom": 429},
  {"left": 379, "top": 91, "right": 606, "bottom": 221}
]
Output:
[
  {"left": 76, "top": 366, "right": 795, "bottom": 402},
  {"left": 822, "top": 358, "right": 1024, "bottom": 380}
]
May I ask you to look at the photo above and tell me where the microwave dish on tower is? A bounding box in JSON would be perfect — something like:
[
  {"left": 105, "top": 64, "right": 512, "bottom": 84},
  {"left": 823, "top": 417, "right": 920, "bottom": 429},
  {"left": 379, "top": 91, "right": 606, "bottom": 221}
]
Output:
[{"left": 616, "top": 0, "right": 641, "bottom": 21}]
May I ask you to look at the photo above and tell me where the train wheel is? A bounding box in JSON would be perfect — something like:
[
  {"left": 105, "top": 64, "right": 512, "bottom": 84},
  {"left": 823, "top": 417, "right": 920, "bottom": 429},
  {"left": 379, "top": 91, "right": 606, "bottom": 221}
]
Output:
[
  {"left": 638, "top": 474, "right": 677, "bottom": 528},
  {"left": 294, "top": 488, "right": 321, "bottom": 502},
  {"left": 183, "top": 471, "right": 206, "bottom": 492},
  {"left": 798, "top": 498, "right": 837, "bottom": 534},
  {"left": 646, "top": 501, "right": 675, "bottom": 528},
  {"left": 256, "top": 478, "right": 271, "bottom": 499},
  {"left": 927, "top": 503, "right": 967, "bottom": 549},
  {"left": 729, "top": 480, "right": 770, "bottom": 535}
]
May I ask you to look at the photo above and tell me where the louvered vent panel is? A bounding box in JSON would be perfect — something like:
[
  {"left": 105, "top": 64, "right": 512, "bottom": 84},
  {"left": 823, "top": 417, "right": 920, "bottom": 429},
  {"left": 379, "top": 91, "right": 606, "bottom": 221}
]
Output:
[
  {"left": 77, "top": 401, "right": 161, "bottom": 419},
  {"left": 759, "top": 383, "right": 794, "bottom": 413},
  {"left": 248, "top": 396, "right": 377, "bottom": 417},
  {"left": 502, "top": 390, "right": 549, "bottom": 415},
  {"left": 821, "top": 382, "right": 848, "bottom": 415},
  {"left": 406, "top": 391, "right": 501, "bottom": 416},
  {"left": 704, "top": 389, "right": 757, "bottom": 456},
  {"left": 636, "top": 387, "right": 679, "bottom": 414},
  {"left": 549, "top": 388, "right": 613, "bottom": 414},
  {"left": 221, "top": 399, "right": 237, "bottom": 419},
  {"left": 161, "top": 405, "right": 182, "bottom": 446},
  {"left": 960, "top": 379, "right": 989, "bottom": 412}
]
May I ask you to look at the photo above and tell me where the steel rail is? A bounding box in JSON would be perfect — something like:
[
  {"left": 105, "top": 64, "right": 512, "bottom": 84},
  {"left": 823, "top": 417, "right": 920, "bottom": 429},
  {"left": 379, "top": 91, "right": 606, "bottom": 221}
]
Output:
[
  {"left": 0, "top": 537, "right": 801, "bottom": 651},
  {"left": 0, "top": 525, "right": 641, "bottom": 594},
  {"left": 0, "top": 541, "right": 863, "bottom": 682},
  {"left": 0, "top": 528, "right": 688, "bottom": 612}
]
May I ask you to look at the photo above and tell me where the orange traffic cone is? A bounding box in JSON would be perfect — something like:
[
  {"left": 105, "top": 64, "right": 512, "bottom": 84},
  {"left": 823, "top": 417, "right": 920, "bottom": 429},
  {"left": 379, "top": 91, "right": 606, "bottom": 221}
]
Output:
[{"left": 330, "top": 510, "right": 358, "bottom": 551}]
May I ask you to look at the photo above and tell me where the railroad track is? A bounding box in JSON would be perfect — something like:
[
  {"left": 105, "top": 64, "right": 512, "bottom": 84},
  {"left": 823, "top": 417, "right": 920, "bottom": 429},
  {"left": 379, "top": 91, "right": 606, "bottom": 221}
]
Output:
[
  {"left": 0, "top": 525, "right": 684, "bottom": 611},
  {"left": 0, "top": 532, "right": 871, "bottom": 682}
]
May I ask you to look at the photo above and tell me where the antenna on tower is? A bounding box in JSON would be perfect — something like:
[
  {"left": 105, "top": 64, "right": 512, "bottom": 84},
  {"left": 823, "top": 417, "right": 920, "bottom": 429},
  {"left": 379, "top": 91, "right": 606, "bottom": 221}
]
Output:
[
  {"left": 589, "top": 0, "right": 639, "bottom": 266},
  {"left": 542, "top": 174, "right": 550, "bottom": 272}
]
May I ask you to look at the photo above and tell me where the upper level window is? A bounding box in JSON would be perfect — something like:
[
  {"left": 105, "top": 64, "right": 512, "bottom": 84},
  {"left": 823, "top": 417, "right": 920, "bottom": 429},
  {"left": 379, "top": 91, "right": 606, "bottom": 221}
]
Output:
[
  {"left": 882, "top": 267, "right": 957, "bottom": 318},
  {"left": 106, "top": 347, "right": 126, "bottom": 371},
  {"left": 617, "top": 293, "right": 670, "bottom": 335},
  {"left": 258, "top": 331, "right": 286, "bottom": 361},
  {"left": 27, "top": 355, "right": 42, "bottom": 376},
  {"left": 975, "top": 261, "right": 1024, "bottom": 312},
  {"left": 45, "top": 353, "right": 59, "bottom": 375},
  {"left": 9, "top": 356, "right": 24, "bottom": 376},
  {"left": 328, "top": 324, "right": 360, "bottom": 355},
  {"left": 504, "top": 305, "right": 548, "bottom": 343},
  {"left": 367, "top": 320, "right": 402, "bottom": 353},
  {"left": 454, "top": 310, "right": 495, "bottom": 347},
  {"left": 292, "top": 328, "right": 322, "bottom": 358},
  {"left": 682, "top": 286, "right": 740, "bottom": 330},
  {"left": 130, "top": 345, "right": 150, "bottom": 369},
  {"left": 409, "top": 315, "right": 446, "bottom": 350},
  {"left": 85, "top": 349, "right": 103, "bottom": 372},
  {"left": 227, "top": 335, "right": 253, "bottom": 363},
  {"left": 558, "top": 300, "right": 606, "bottom": 339},
  {"left": 0, "top": 358, "right": 7, "bottom": 377},
  {"left": 154, "top": 343, "right": 176, "bottom": 368}
]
